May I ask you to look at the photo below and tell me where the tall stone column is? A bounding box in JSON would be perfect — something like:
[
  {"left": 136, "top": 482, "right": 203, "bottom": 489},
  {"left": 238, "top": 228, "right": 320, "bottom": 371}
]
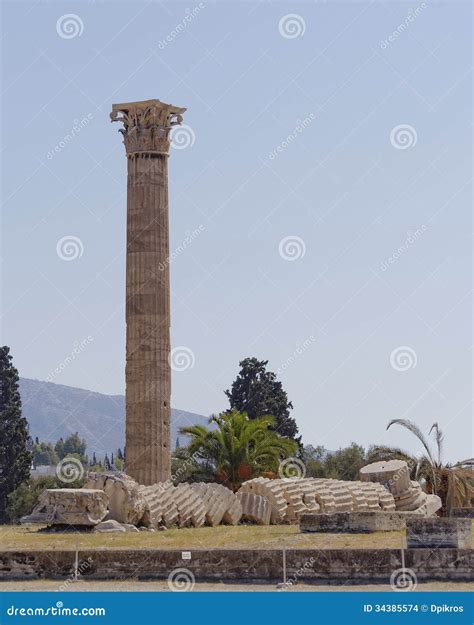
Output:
[{"left": 111, "top": 99, "right": 186, "bottom": 485}]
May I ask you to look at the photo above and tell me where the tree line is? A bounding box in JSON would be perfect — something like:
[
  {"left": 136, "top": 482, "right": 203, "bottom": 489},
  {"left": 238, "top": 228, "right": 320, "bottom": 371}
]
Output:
[
  {"left": 1, "top": 346, "right": 472, "bottom": 522},
  {"left": 29, "top": 433, "right": 124, "bottom": 473}
]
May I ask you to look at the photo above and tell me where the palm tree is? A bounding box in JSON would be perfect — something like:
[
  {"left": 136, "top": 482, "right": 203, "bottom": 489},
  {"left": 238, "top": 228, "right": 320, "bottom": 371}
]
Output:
[
  {"left": 179, "top": 410, "right": 298, "bottom": 491},
  {"left": 368, "top": 419, "right": 473, "bottom": 516}
]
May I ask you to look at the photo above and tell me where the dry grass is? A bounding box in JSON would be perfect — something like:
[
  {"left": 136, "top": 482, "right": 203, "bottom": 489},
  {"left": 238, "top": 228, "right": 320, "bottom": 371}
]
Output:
[
  {"left": 2, "top": 524, "right": 406, "bottom": 551},
  {"left": 2, "top": 521, "right": 472, "bottom": 552}
]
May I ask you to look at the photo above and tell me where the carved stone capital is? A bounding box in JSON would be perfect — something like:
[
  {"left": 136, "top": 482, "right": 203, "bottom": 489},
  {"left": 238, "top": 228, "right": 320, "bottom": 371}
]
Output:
[{"left": 111, "top": 99, "right": 186, "bottom": 157}]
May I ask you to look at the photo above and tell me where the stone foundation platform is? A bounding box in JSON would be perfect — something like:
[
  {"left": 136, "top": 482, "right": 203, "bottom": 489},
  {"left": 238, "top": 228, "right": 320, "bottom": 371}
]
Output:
[
  {"left": 406, "top": 518, "right": 471, "bottom": 549},
  {"left": 0, "top": 548, "right": 471, "bottom": 582},
  {"left": 299, "top": 511, "right": 423, "bottom": 533}
]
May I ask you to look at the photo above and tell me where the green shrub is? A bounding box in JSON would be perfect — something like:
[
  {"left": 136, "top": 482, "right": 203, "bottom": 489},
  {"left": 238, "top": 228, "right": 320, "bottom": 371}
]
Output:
[{"left": 6, "top": 475, "right": 84, "bottom": 523}]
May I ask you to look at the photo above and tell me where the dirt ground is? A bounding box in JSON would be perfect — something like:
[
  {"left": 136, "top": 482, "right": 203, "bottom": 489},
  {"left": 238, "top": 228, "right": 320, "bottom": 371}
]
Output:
[{"left": 1, "top": 580, "right": 472, "bottom": 592}]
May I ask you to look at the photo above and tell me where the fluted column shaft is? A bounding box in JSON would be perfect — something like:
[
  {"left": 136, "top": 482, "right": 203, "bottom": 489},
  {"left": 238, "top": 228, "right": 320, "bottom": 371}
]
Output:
[
  {"left": 111, "top": 99, "right": 186, "bottom": 486},
  {"left": 125, "top": 153, "right": 171, "bottom": 485}
]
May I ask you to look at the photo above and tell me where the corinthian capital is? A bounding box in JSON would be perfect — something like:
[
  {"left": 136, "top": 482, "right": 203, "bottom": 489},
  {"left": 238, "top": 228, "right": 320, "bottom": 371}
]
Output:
[{"left": 111, "top": 99, "right": 186, "bottom": 156}]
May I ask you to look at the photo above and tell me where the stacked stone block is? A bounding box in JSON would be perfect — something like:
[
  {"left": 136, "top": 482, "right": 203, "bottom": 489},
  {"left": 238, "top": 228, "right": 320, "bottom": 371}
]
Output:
[{"left": 237, "top": 492, "right": 271, "bottom": 525}]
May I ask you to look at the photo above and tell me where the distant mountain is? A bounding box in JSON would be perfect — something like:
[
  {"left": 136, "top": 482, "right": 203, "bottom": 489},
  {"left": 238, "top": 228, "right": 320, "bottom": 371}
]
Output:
[{"left": 19, "top": 378, "right": 209, "bottom": 458}]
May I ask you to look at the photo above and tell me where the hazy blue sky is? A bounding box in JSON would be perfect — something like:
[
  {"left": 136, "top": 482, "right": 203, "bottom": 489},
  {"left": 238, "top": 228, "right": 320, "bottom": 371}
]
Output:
[{"left": 1, "top": 1, "right": 472, "bottom": 461}]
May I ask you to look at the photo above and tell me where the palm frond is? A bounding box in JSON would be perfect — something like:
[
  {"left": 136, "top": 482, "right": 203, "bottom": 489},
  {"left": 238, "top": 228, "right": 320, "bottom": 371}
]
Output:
[
  {"left": 386, "top": 419, "right": 436, "bottom": 466},
  {"left": 429, "top": 422, "right": 443, "bottom": 466}
]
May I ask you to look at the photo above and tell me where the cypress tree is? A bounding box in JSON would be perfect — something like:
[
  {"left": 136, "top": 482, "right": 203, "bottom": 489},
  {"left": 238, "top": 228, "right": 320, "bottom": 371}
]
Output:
[
  {"left": 225, "top": 357, "right": 300, "bottom": 443},
  {"left": 0, "top": 346, "right": 32, "bottom": 522}
]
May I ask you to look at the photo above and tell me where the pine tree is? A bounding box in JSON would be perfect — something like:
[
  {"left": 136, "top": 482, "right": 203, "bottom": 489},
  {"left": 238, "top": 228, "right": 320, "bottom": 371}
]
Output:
[
  {"left": 0, "top": 346, "right": 32, "bottom": 522},
  {"left": 117, "top": 448, "right": 123, "bottom": 461},
  {"left": 111, "top": 452, "right": 114, "bottom": 466},
  {"left": 104, "top": 453, "right": 111, "bottom": 470}
]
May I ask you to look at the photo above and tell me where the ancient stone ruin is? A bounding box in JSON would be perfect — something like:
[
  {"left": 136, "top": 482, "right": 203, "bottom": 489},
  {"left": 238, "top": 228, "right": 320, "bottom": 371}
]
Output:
[
  {"left": 21, "top": 489, "right": 108, "bottom": 526},
  {"left": 111, "top": 99, "right": 186, "bottom": 486},
  {"left": 22, "top": 460, "right": 442, "bottom": 531}
]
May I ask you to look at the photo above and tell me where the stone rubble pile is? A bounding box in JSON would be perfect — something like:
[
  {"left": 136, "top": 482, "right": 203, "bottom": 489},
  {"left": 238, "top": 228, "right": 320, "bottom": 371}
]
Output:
[
  {"left": 21, "top": 461, "right": 441, "bottom": 530},
  {"left": 238, "top": 477, "right": 398, "bottom": 523},
  {"left": 190, "top": 483, "right": 242, "bottom": 526},
  {"left": 359, "top": 460, "right": 441, "bottom": 517},
  {"left": 85, "top": 472, "right": 149, "bottom": 525}
]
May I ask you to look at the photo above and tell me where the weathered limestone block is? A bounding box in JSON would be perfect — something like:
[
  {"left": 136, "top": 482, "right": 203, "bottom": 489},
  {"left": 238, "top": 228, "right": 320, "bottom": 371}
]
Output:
[
  {"left": 300, "top": 484, "right": 321, "bottom": 513},
  {"left": 326, "top": 482, "right": 353, "bottom": 512},
  {"left": 222, "top": 495, "right": 243, "bottom": 525},
  {"left": 358, "top": 484, "right": 382, "bottom": 510},
  {"left": 173, "top": 483, "right": 206, "bottom": 528},
  {"left": 21, "top": 489, "right": 108, "bottom": 526},
  {"left": 238, "top": 478, "right": 287, "bottom": 523},
  {"left": 157, "top": 483, "right": 180, "bottom": 527},
  {"left": 424, "top": 494, "right": 442, "bottom": 517},
  {"left": 406, "top": 518, "right": 471, "bottom": 549},
  {"left": 367, "top": 482, "right": 397, "bottom": 511},
  {"left": 312, "top": 487, "right": 336, "bottom": 514},
  {"left": 190, "top": 483, "right": 227, "bottom": 526},
  {"left": 123, "top": 523, "right": 140, "bottom": 532},
  {"left": 85, "top": 472, "right": 149, "bottom": 525},
  {"left": 138, "top": 482, "right": 181, "bottom": 527},
  {"left": 394, "top": 482, "right": 427, "bottom": 512},
  {"left": 190, "top": 483, "right": 242, "bottom": 526},
  {"left": 360, "top": 460, "right": 411, "bottom": 497},
  {"left": 237, "top": 476, "right": 416, "bottom": 523},
  {"left": 237, "top": 492, "right": 271, "bottom": 525},
  {"left": 278, "top": 479, "right": 307, "bottom": 522},
  {"left": 93, "top": 519, "right": 126, "bottom": 533},
  {"left": 300, "top": 511, "right": 409, "bottom": 533},
  {"left": 138, "top": 483, "right": 165, "bottom": 526},
  {"left": 346, "top": 484, "right": 370, "bottom": 511},
  {"left": 377, "top": 491, "right": 397, "bottom": 511}
]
